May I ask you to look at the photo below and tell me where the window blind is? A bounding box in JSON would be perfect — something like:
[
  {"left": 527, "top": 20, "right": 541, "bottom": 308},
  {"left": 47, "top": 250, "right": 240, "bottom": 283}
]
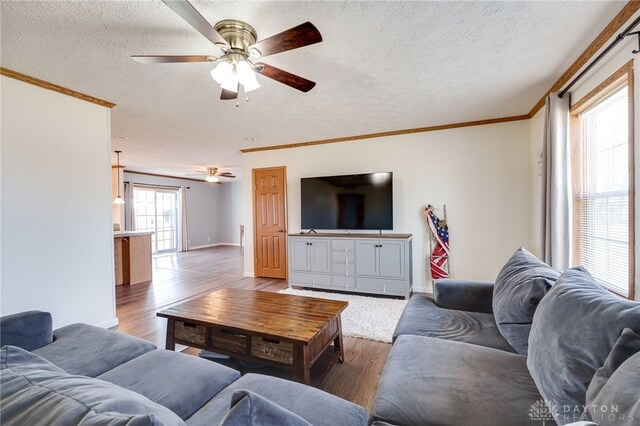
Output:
[{"left": 575, "top": 85, "right": 630, "bottom": 297}]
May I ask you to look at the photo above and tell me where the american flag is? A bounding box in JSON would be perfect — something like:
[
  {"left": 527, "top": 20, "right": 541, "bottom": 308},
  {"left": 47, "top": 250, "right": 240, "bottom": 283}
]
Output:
[{"left": 425, "top": 205, "right": 450, "bottom": 279}]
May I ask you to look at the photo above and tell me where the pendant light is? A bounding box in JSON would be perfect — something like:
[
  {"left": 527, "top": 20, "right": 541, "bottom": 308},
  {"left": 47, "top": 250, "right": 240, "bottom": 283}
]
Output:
[{"left": 113, "top": 150, "right": 125, "bottom": 205}]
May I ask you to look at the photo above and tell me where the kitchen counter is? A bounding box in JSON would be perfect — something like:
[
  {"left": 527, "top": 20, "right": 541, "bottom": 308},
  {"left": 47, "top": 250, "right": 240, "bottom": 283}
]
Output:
[{"left": 114, "top": 230, "right": 154, "bottom": 237}]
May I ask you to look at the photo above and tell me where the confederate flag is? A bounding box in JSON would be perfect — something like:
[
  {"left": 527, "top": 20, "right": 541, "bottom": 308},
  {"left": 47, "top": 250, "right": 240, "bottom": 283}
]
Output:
[{"left": 425, "top": 205, "right": 450, "bottom": 279}]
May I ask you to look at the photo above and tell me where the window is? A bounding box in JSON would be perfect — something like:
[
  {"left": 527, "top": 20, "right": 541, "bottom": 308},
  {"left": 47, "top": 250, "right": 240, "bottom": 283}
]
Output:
[
  {"left": 133, "top": 186, "right": 179, "bottom": 254},
  {"left": 571, "top": 62, "right": 634, "bottom": 298}
]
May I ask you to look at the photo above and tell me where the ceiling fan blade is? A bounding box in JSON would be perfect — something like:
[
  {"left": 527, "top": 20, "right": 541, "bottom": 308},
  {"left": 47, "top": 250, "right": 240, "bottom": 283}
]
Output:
[
  {"left": 219, "top": 174, "right": 236, "bottom": 178},
  {"left": 131, "top": 55, "right": 212, "bottom": 64},
  {"left": 220, "top": 85, "right": 239, "bottom": 100},
  {"left": 249, "top": 22, "right": 322, "bottom": 58},
  {"left": 218, "top": 172, "right": 234, "bottom": 176},
  {"left": 256, "top": 63, "right": 316, "bottom": 92},
  {"left": 185, "top": 173, "right": 206, "bottom": 176},
  {"left": 162, "top": 0, "right": 228, "bottom": 48}
]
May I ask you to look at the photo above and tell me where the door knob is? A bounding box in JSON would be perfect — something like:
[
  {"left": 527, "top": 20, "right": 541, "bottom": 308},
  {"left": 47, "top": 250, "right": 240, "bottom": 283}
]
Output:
[{"left": 277, "top": 229, "right": 285, "bottom": 233}]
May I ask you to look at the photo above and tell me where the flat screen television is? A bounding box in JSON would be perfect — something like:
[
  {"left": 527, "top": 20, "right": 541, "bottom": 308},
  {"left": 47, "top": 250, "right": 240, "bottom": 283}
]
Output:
[{"left": 301, "top": 172, "right": 393, "bottom": 230}]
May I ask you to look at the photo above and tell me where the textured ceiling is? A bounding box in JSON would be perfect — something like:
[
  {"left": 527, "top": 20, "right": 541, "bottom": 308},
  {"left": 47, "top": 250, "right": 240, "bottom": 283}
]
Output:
[{"left": 1, "top": 1, "right": 626, "bottom": 179}]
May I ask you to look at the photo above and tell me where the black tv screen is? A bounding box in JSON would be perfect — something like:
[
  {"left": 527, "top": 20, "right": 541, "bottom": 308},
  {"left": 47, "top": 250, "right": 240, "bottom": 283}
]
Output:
[{"left": 301, "top": 172, "right": 393, "bottom": 230}]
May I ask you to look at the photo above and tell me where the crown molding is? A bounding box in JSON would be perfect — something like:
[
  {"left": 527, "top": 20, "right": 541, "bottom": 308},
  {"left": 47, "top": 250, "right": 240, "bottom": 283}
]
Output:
[
  {"left": 528, "top": 0, "right": 640, "bottom": 117},
  {"left": 0, "top": 67, "right": 115, "bottom": 109},
  {"left": 241, "top": 114, "right": 529, "bottom": 153}
]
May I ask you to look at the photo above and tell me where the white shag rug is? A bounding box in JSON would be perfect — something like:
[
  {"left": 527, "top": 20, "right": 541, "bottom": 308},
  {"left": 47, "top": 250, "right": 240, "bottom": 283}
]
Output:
[{"left": 277, "top": 288, "right": 407, "bottom": 343}]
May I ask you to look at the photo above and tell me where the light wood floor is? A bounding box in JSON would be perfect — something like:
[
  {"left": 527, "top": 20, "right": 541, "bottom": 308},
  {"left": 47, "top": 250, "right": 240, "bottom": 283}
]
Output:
[{"left": 115, "top": 246, "right": 391, "bottom": 412}]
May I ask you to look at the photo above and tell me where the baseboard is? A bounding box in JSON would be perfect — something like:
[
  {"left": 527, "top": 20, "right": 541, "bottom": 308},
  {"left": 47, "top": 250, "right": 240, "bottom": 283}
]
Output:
[
  {"left": 411, "top": 284, "right": 432, "bottom": 294},
  {"left": 243, "top": 271, "right": 255, "bottom": 278},
  {"left": 189, "top": 243, "right": 241, "bottom": 250},
  {"left": 189, "top": 243, "right": 222, "bottom": 250},
  {"left": 96, "top": 317, "right": 119, "bottom": 329}
]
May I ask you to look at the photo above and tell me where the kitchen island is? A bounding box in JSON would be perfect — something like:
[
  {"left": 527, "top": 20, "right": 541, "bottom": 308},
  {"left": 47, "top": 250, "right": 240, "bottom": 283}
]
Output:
[{"left": 114, "top": 231, "right": 153, "bottom": 285}]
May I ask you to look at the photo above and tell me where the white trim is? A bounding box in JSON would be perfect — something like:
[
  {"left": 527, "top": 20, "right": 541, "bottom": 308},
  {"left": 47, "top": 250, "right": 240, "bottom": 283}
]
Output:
[
  {"left": 189, "top": 243, "right": 222, "bottom": 250},
  {"left": 95, "top": 317, "right": 119, "bottom": 329},
  {"left": 243, "top": 271, "right": 255, "bottom": 278},
  {"left": 189, "top": 242, "right": 241, "bottom": 250},
  {"left": 411, "top": 284, "right": 431, "bottom": 294}
]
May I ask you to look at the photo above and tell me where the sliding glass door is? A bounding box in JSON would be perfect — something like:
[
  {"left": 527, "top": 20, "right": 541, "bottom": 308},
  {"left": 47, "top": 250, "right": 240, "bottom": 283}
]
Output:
[{"left": 133, "top": 186, "right": 179, "bottom": 254}]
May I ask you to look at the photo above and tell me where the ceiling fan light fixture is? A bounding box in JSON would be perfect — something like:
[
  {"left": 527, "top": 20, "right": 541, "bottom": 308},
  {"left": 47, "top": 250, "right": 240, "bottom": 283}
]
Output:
[
  {"left": 211, "top": 61, "right": 236, "bottom": 87},
  {"left": 205, "top": 175, "right": 219, "bottom": 183},
  {"left": 236, "top": 60, "right": 260, "bottom": 92}
]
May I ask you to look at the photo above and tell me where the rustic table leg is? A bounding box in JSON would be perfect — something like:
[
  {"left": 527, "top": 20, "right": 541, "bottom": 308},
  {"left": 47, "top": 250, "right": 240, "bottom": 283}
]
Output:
[
  {"left": 335, "top": 314, "right": 345, "bottom": 363},
  {"left": 293, "top": 344, "right": 311, "bottom": 385},
  {"left": 165, "top": 318, "right": 176, "bottom": 351}
]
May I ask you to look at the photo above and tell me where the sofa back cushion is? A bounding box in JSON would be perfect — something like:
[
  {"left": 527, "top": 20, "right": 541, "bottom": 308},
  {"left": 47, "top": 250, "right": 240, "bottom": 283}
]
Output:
[
  {"left": 527, "top": 267, "right": 640, "bottom": 425},
  {"left": 1, "top": 346, "right": 185, "bottom": 426},
  {"left": 493, "top": 247, "right": 559, "bottom": 355},
  {"left": 0, "top": 311, "right": 53, "bottom": 351}
]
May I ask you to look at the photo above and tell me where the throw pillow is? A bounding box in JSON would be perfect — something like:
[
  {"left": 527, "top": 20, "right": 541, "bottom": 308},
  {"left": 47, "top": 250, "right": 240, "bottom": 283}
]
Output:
[
  {"left": 0, "top": 346, "right": 185, "bottom": 426},
  {"left": 219, "top": 390, "right": 312, "bottom": 426},
  {"left": 585, "top": 328, "right": 640, "bottom": 424},
  {"left": 527, "top": 267, "right": 640, "bottom": 425},
  {"left": 492, "top": 247, "right": 559, "bottom": 354}
]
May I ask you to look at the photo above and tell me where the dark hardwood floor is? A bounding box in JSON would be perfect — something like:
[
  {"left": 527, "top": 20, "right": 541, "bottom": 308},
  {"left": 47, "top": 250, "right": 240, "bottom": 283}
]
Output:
[{"left": 115, "top": 246, "right": 390, "bottom": 411}]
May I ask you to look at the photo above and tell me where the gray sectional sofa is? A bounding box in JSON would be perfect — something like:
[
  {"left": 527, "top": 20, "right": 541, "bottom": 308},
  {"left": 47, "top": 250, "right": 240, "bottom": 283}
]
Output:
[
  {"left": 0, "top": 311, "right": 368, "bottom": 425},
  {"left": 372, "top": 248, "right": 640, "bottom": 426}
]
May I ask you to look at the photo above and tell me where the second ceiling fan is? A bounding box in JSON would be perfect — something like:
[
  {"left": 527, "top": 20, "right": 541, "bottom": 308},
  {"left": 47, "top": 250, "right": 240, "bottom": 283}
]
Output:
[
  {"left": 187, "top": 167, "right": 236, "bottom": 183},
  {"left": 133, "top": 0, "right": 322, "bottom": 100}
]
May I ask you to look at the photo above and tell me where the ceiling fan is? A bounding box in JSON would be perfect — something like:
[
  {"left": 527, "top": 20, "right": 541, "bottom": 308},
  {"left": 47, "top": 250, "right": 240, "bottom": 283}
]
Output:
[
  {"left": 187, "top": 167, "right": 236, "bottom": 183},
  {"left": 132, "top": 0, "right": 322, "bottom": 100}
]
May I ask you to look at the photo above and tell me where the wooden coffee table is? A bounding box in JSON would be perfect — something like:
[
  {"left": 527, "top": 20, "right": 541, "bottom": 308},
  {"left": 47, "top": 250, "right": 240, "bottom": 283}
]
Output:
[{"left": 157, "top": 288, "right": 348, "bottom": 385}]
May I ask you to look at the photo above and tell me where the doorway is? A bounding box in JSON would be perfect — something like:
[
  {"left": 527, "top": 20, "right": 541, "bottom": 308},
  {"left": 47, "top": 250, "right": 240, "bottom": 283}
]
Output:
[
  {"left": 133, "top": 186, "right": 179, "bottom": 254},
  {"left": 253, "top": 166, "right": 288, "bottom": 279}
]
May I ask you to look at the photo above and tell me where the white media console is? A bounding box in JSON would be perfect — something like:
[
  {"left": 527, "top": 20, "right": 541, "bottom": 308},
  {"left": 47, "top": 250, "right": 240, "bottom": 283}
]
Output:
[{"left": 287, "top": 233, "right": 413, "bottom": 299}]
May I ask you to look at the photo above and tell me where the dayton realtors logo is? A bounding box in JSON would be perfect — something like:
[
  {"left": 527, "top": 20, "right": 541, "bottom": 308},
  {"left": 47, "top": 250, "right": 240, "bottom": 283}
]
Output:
[
  {"left": 528, "top": 400, "right": 558, "bottom": 425},
  {"left": 528, "top": 399, "right": 629, "bottom": 424}
]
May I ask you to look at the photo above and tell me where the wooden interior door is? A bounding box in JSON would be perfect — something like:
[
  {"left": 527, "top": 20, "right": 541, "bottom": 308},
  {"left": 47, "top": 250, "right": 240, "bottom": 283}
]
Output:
[{"left": 253, "top": 167, "right": 287, "bottom": 279}]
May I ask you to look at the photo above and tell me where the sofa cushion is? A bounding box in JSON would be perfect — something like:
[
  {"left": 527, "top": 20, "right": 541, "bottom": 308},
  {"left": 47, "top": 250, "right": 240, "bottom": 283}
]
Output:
[
  {"left": 493, "top": 247, "right": 559, "bottom": 355},
  {"left": 584, "top": 328, "right": 640, "bottom": 424},
  {"left": 219, "top": 390, "right": 312, "bottom": 426},
  {"left": 98, "top": 349, "right": 240, "bottom": 420},
  {"left": 527, "top": 267, "right": 640, "bottom": 425},
  {"left": 33, "top": 323, "right": 156, "bottom": 377},
  {"left": 393, "top": 294, "right": 515, "bottom": 352},
  {"left": 186, "top": 374, "right": 368, "bottom": 426},
  {"left": 0, "top": 311, "right": 53, "bottom": 351},
  {"left": 371, "top": 335, "right": 542, "bottom": 426},
  {"left": 0, "top": 346, "right": 185, "bottom": 426}
]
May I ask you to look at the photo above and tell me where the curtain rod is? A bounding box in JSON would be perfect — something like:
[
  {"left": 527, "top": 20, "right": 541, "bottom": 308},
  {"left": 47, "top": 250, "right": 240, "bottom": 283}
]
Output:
[
  {"left": 559, "top": 15, "right": 640, "bottom": 98},
  {"left": 125, "top": 181, "right": 185, "bottom": 190}
]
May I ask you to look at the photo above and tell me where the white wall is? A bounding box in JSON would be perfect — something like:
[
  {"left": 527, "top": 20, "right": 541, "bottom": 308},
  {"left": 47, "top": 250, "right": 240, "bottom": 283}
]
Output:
[
  {"left": 1, "top": 76, "right": 116, "bottom": 328},
  {"left": 528, "top": 12, "right": 640, "bottom": 300},
  {"left": 220, "top": 182, "right": 244, "bottom": 245},
  {"left": 243, "top": 120, "right": 532, "bottom": 292}
]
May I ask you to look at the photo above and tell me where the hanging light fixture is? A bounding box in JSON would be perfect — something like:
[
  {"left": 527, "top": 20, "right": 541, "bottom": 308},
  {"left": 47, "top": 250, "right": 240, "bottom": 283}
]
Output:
[
  {"left": 113, "top": 150, "right": 125, "bottom": 205},
  {"left": 205, "top": 175, "right": 220, "bottom": 183}
]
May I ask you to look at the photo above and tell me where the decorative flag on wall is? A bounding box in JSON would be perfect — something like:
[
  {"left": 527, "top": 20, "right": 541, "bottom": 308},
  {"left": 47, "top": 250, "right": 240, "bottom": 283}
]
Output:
[{"left": 425, "top": 205, "right": 450, "bottom": 279}]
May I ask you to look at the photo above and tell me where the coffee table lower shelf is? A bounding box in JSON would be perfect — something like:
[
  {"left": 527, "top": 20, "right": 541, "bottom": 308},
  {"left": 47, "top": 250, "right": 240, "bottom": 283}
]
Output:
[{"left": 162, "top": 317, "right": 345, "bottom": 386}]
